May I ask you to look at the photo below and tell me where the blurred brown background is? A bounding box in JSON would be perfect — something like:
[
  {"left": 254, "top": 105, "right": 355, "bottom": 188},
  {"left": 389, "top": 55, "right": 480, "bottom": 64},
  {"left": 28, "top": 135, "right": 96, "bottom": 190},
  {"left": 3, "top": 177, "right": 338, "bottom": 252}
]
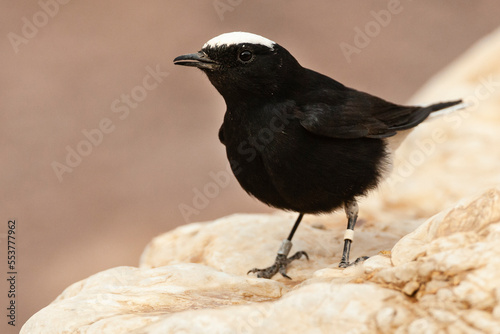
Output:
[{"left": 1, "top": 0, "right": 499, "bottom": 329}]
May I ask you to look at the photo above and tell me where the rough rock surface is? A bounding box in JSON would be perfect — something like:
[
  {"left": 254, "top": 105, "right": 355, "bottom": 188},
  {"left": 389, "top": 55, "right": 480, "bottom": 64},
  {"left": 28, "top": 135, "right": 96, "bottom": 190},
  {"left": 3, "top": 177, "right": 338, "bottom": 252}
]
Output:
[{"left": 22, "top": 27, "right": 500, "bottom": 334}]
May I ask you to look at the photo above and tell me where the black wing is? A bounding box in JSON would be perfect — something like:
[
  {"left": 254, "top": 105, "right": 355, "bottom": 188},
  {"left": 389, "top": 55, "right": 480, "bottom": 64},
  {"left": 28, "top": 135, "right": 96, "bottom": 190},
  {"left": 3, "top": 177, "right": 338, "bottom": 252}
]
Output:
[{"left": 297, "top": 86, "right": 461, "bottom": 139}]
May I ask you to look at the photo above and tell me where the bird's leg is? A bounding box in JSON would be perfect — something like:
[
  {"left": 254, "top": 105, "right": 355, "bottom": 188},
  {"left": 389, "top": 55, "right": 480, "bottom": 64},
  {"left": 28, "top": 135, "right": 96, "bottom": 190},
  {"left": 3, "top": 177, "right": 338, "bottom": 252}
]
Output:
[
  {"left": 338, "top": 200, "right": 368, "bottom": 268},
  {"left": 248, "top": 213, "right": 309, "bottom": 279}
]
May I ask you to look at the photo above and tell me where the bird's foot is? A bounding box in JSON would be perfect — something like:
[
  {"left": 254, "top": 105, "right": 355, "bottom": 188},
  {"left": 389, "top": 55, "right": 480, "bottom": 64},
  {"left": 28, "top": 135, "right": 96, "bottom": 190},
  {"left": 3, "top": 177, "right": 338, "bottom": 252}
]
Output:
[
  {"left": 248, "top": 251, "right": 309, "bottom": 279},
  {"left": 338, "top": 256, "right": 369, "bottom": 268}
]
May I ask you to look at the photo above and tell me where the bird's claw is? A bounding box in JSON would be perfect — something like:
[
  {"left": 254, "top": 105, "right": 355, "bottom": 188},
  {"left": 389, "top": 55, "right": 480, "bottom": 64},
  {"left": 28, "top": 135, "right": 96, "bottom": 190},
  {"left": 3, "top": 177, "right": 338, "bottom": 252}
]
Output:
[
  {"left": 338, "top": 255, "right": 369, "bottom": 268},
  {"left": 248, "top": 251, "right": 309, "bottom": 279}
]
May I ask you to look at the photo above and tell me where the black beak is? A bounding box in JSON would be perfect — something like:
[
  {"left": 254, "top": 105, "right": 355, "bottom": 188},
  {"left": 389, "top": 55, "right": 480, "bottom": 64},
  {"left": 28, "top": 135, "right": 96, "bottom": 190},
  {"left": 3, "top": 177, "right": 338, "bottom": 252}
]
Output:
[{"left": 173, "top": 51, "right": 218, "bottom": 70}]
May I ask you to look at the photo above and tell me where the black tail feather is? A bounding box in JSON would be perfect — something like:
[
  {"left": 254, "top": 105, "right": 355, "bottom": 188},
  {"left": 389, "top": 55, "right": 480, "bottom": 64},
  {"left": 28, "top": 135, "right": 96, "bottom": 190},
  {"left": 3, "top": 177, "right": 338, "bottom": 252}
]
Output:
[
  {"left": 389, "top": 99, "right": 463, "bottom": 131},
  {"left": 428, "top": 99, "right": 463, "bottom": 112}
]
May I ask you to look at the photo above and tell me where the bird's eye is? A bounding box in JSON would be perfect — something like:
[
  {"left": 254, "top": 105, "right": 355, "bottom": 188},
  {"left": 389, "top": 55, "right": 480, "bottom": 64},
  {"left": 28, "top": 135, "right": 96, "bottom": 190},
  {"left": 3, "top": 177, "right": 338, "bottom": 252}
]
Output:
[{"left": 238, "top": 50, "right": 253, "bottom": 63}]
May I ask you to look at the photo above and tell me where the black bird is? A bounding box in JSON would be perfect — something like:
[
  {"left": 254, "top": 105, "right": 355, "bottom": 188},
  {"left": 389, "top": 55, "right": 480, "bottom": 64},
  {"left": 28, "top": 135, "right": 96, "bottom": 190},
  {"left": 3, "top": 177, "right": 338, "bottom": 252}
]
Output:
[{"left": 173, "top": 32, "right": 463, "bottom": 279}]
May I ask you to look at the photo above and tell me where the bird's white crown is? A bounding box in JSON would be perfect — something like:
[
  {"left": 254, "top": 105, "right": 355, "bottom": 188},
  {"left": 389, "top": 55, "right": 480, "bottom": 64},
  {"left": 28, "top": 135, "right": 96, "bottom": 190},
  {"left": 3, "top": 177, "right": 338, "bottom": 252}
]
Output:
[{"left": 203, "top": 32, "right": 276, "bottom": 49}]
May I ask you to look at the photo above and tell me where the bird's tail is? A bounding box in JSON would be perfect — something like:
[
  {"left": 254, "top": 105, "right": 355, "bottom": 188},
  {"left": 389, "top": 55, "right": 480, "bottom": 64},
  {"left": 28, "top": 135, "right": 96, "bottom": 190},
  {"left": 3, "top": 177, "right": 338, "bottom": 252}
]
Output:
[
  {"left": 390, "top": 99, "right": 466, "bottom": 131},
  {"left": 427, "top": 100, "right": 468, "bottom": 118}
]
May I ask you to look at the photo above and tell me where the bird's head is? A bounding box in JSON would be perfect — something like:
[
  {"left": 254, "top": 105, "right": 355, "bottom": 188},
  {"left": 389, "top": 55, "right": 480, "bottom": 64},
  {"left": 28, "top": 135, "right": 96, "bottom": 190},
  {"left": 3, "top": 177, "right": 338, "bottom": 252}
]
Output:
[{"left": 174, "top": 32, "right": 302, "bottom": 106}]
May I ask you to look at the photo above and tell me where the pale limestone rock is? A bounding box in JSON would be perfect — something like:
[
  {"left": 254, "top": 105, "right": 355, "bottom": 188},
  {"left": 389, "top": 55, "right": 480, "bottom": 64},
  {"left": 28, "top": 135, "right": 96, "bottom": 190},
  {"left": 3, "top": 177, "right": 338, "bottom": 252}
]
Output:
[
  {"left": 22, "top": 27, "right": 500, "bottom": 334},
  {"left": 141, "top": 283, "right": 400, "bottom": 334},
  {"left": 21, "top": 264, "right": 285, "bottom": 333},
  {"left": 366, "top": 188, "right": 500, "bottom": 333}
]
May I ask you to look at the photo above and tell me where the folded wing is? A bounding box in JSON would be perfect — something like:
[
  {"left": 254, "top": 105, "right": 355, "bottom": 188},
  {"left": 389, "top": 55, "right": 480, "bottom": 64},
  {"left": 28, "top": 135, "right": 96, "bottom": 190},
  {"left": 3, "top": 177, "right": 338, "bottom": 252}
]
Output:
[{"left": 298, "top": 87, "right": 461, "bottom": 139}]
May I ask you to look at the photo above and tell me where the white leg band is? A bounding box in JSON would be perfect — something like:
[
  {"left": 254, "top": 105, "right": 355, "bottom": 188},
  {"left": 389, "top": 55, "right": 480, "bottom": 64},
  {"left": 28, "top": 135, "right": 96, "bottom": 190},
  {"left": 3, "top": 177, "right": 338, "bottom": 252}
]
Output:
[
  {"left": 277, "top": 239, "right": 292, "bottom": 256},
  {"left": 344, "top": 229, "right": 355, "bottom": 241}
]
